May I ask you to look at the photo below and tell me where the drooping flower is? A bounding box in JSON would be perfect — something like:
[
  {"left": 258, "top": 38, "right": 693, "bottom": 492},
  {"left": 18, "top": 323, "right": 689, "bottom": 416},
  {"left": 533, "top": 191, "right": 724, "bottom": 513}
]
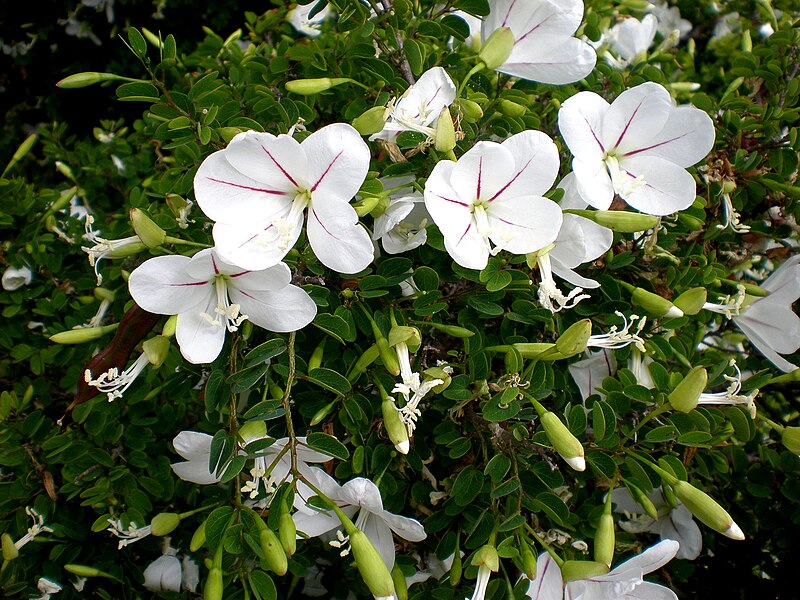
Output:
[
  {"left": 293, "top": 477, "right": 427, "bottom": 569},
  {"left": 525, "top": 540, "right": 680, "bottom": 599},
  {"left": 587, "top": 312, "right": 648, "bottom": 353},
  {"left": 2, "top": 265, "right": 33, "bottom": 291},
  {"left": 558, "top": 82, "right": 715, "bottom": 215},
  {"left": 10, "top": 507, "right": 53, "bottom": 552},
  {"left": 128, "top": 248, "right": 316, "bottom": 364},
  {"left": 81, "top": 215, "right": 146, "bottom": 285},
  {"left": 370, "top": 177, "right": 430, "bottom": 255},
  {"left": 143, "top": 554, "right": 182, "bottom": 593},
  {"left": 703, "top": 256, "right": 800, "bottom": 373},
  {"left": 481, "top": 0, "right": 597, "bottom": 84},
  {"left": 424, "top": 130, "right": 563, "bottom": 270},
  {"left": 369, "top": 67, "right": 456, "bottom": 144},
  {"left": 568, "top": 349, "right": 616, "bottom": 401},
  {"left": 106, "top": 518, "right": 152, "bottom": 549},
  {"left": 194, "top": 123, "right": 374, "bottom": 274},
  {"left": 288, "top": 1, "right": 333, "bottom": 37},
  {"left": 603, "top": 14, "right": 658, "bottom": 68},
  {"left": 611, "top": 487, "right": 702, "bottom": 560}
]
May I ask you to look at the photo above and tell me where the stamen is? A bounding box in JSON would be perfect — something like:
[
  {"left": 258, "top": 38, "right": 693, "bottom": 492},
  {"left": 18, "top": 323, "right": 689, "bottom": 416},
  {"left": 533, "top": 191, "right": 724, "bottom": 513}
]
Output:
[
  {"left": 328, "top": 530, "right": 351, "bottom": 557},
  {"left": 84, "top": 352, "right": 151, "bottom": 401},
  {"left": 716, "top": 193, "right": 750, "bottom": 233},
  {"left": 587, "top": 311, "right": 648, "bottom": 352},
  {"left": 106, "top": 518, "right": 152, "bottom": 549},
  {"left": 14, "top": 507, "right": 53, "bottom": 550},
  {"left": 703, "top": 285, "right": 746, "bottom": 319},
  {"left": 698, "top": 359, "right": 758, "bottom": 418},
  {"left": 535, "top": 254, "right": 590, "bottom": 313},
  {"left": 605, "top": 155, "right": 647, "bottom": 197}
]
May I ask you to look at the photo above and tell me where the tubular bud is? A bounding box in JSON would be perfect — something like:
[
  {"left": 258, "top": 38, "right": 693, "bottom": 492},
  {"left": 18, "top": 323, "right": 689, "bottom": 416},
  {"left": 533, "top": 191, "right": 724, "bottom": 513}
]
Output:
[
  {"left": 449, "top": 548, "right": 462, "bottom": 586},
  {"left": 434, "top": 107, "right": 457, "bottom": 153},
  {"left": 671, "top": 480, "right": 745, "bottom": 540},
  {"left": 130, "top": 208, "right": 166, "bottom": 248},
  {"left": 498, "top": 99, "right": 527, "bottom": 118},
  {"left": 259, "top": 525, "right": 288, "bottom": 576},
  {"left": 457, "top": 99, "right": 484, "bottom": 123},
  {"left": 669, "top": 367, "right": 708, "bottom": 413},
  {"left": 560, "top": 560, "right": 610, "bottom": 582},
  {"left": 673, "top": 287, "right": 707, "bottom": 315},
  {"left": 285, "top": 77, "right": 352, "bottom": 95},
  {"left": 594, "top": 497, "right": 615, "bottom": 567},
  {"left": 348, "top": 528, "right": 396, "bottom": 598},
  {"left": 626, "top": 483, "right": 659, "bottom": 521},
  {"left": 308, "top": 340, "right": 325, "bottom": 372},
  {"left": 520, "top": 540, "right": 537, "bottom": 580},
  {"left": 539, "top": 410, "right": 585, "bottom": 471},
  {"left": 56, "top": 72, "right": 134, "bottom": 88},
  {"left": 376, "top": 337, "right": 401, "bottom": 377},
  {"left": 64, "top": 564, "right": 115, "bottom": 578},
  {"left": 352, "top": 106, "right": 388, "bottom": 136},
  {"left": 626, "top": 285, "right": 684, "bottom": 318},
  {"left": 348, "top": 343, "right": 380, "bottom": 381},
  {"left": 49, "top": 324, "right": 120, "bottom": 344},
  {"left": 310, "top": 399, "right": 338, "bottom": 426},
  {"left": 479, "top": 27, "right": 515, "bottom": 70},
  {"left": 421, "top": 322, "right": 474, "bottom": 338},
  {"left": 382, "top": 396, "right": 410, "bottom": 454},
  {"left": 204, "top": 566, "right": 223, "bottom": 600},
  {"left": 392, "top": 564, "right": 409, "bottom": 600},
  {"left": 566, "top": 209, "right": 659, "bottom": 232},
  {"left": 190, "top": 519, "right": 207, "bottom": 552},
  {"left": 279, "top": 511, "right": 297, "bottom": 556},
  {"left": 162, "top": 315, "right": 178, "bottom": 338},
  {"left": 2, "top": 533, "right": 18, "bottom": 561},
  {"left": 218, "top": 127, "right": 244, "bottom": 143}
]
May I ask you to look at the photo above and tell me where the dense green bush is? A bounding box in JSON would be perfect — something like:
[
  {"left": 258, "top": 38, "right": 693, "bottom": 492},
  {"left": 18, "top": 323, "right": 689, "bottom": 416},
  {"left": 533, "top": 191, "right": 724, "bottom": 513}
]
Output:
[{"left": 1, "top": 1, "right": 799, "bottom": 599}]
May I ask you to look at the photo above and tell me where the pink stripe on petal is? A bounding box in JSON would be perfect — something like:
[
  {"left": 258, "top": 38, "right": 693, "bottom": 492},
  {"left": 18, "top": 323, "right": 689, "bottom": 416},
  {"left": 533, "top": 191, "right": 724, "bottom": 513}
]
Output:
[
  {"left": 430, "top": 192, "right": 469, "bottom": 207},
  {"left": 205, "top": 177, "right": 288, "bottom": 195},
  {"left": 311, "top": 207, "right": 341, "bottom": 240},
  {"left": 487, "top": 157, "right": 533, "bottom": 203},
  {"left": 262, "top": 146, "right": 299, "bottom": 187},
  {"left": 456, "top": 222, "right": 473, "bottom": 245},
  {"left": 623, "top": 132, "right": 691, "bottom": 158},
  {"left": 310, "top": 151, "right": 344, "bottom": 192},
  {"left": 613, "top": 100, "right": 645, "bottom": 149}
]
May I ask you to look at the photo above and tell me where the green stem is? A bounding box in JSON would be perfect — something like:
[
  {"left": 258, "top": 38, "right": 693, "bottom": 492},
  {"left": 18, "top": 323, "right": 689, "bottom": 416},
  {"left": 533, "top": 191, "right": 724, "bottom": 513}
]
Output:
[
  {"left": 619, "top": 405, "right": 669, "bottom": 445},
  {"left": 282, "top": 331, "right": 299, "bottom": 475},
  {"left": 524, "top": 523, "right": 563, "bottom": 566},
  {"left": 164, "top": 236, "right": 212, "bottom": 248},
  {"left": 457, "top": 62, "right": 485, "bottom": 97}
]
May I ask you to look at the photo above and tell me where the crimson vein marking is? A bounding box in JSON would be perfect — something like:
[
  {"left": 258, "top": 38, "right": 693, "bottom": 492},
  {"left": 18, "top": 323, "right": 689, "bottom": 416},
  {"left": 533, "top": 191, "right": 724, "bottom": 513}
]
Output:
[
  {"left": 487, "top": 157, "right": 534, "bottom": 203},
  {"left": 262, "top": 146, "right": 299, "bottom": 187},
  {"left": 613, "top": 100, "right": 645, "bottom": 149},
  {"left": 311, "top": 151, "right": 344, "bottom": 192},
  {"left": 206, "top": 177, "right": 287, "bottom": 195}
]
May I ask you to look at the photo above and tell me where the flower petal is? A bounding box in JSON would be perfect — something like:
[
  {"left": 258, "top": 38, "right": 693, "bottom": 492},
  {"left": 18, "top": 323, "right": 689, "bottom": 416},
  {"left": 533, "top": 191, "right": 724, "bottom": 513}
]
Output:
[
  {"left": 602, "top": 82, "right": 673, "bottom": 154},
  {"left": 629, "top": 105, "right": 715, "bottom": 168},
  {"left": 303, "top": 123, "right": 370, "bottom": 204},
  {"left": 212, "top": 217, "right": 300, "bottom": 271},
  {"left": 424, "top": 160, "right": 473, "bottom": 241},
  {"left": 761, "top": 255, "right": 800, "bottom": 294},
  {"left": 381, "top": 512, "right": 426, "bottom": 542},
  {"left": 525, "top": 552, "right": 563, "bottom": 600},
  {"left": 393, "top": 67, "right": 456, "bottom": 128},
  {"left": 227, "top": 262, "right": 292, "bottom": 292},
  {"left": 224, "top": 130, "right": 308, "bottom": 189},
  {"left": 500, "top": 33, "right": 597, "bottom": 85},
  {"left": 340, "top": 477, "right": 384, "bottom": 512},
  {"left": 483, "top": 0, "right": 584, "bottom": 39},
  {"left": 172, "top": 431, "right": 213, "bottom": 461},
  {"left": 143, "top": 555, "right": 182, "bottom": 592},
  {"left": 653, "top": 506, "right": 702, "bottom": 560},
  {"left": 175, "top": 295, "right": 227, "bottom": 364},
  {"left": 486, "top": 195, "right": 563, "bottom": 255},
  {"left": 444, "top": 222, "right": 490, "bottom": 270},
  {"left": 360, "top": 511, "right": 396, "bottom": 569},
  {"left": 559, "top": 91, "right": 611, "bottom": 162},
  {"left": 618, "top": 155, "right": 697, "bottom": 215},
  {"left": 450, "top": 141, "right": 516, "bottom": 204},
  {"left": 231, "top": 284, "right": 317, "bottom": 333},
  {"left": 498, "top": 130, "right": 560, "bottom": 198},
  {"left": 128, "top": 255, "right": 209, "bottom": 316},
  {"left": 572, "top": 159, "right": 615, "bottom": 210},
  {"left": 611, "top": 540, "right": 679, "bottom": 576},
  {"left": 307, "top": 199, "right": 374, "bottom": 273}
]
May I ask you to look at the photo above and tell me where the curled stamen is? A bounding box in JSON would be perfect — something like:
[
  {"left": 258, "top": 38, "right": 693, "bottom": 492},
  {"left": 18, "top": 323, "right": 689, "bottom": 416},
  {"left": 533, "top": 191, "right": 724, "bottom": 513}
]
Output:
[
  {"left": 587, "top": 311, "right": 648, "bottom": 352},
  {"left": 84, "top": 352, "right": 151, "bottom": 401},
  {"left": 703, "top": 285, "right": 746, "bottom": 319},
  {"left": 716, "top": 193, "right": 750, "bottom": 234},
  {"left": 698, "top": 359, "right": 758, "bottom": 418},
  {"left": 328, "top": 530, "right": 351, "bottom": 557},
  {"left": 106, "top": 518, "right": 152, "bottom": 549},
  {"left": 605, "top": 155, "right": 647, "bottom": 197}
]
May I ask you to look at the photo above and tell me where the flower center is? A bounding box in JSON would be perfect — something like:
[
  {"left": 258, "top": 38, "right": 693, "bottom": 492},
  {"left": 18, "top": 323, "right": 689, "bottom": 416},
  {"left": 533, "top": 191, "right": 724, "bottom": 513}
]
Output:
[
  {"left": 200, "top": 276, "right": 248, "bottom": 332},
  {"left": 268, "top": 190, "right": 311, "bottom": 253},
  {"left": 604, "top": 154, "right": 647, "bottom": 197}
]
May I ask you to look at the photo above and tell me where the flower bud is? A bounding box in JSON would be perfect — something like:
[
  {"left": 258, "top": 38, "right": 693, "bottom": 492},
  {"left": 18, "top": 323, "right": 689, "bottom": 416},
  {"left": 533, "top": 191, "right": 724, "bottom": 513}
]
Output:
[
  {"left": 353, "top": 195, "right": 382, "bottom": 217},
  {"left": 204, "top": 566, "right": 223, "bottom": 600},
  {"left": 190, "top": 519, "right": 207, "bottom": 552},
  {"left": 449, "top": 549, "right": 462, "bottom": 586},
  {"left": 2, "top": 533, "right": 18, "bottom": 560},
  {"left": 239, "top": 420, "right": 267, "bottom": 441},
  {"left": 560, "top": 560, "right": 609, "bottom": 582},
  {"left": 388, "top": 326, "right": 422, "bottom": 352},
  {"left": 721, "top": 180, "right": 737, "bottom": 194},
  {"left": 627, "top": 285, "right": 683, "bottom": 318},
  {"left": 479, "top": 27, "right": 515, "bottom": 70},
  {"left": 279, "top": 511, "right": 297, "bottom": 556},
  {"left": 668, "top": 366, "right": 707, "bottom": 413},
  {"left": 260, "top": 526, "right": 288, "bottom": 575},
  {"left": 392, "top": 564, "right": 409, "bottom": 600},
  {"left": 349, "top": 528, "right": 396, "bottom": 598},
  {"left": 423, "top": 322, "right": 474, "bottom": 338},
  {"left": 434, "top": 107, "right": 457, "bottom": 153},
  {"left": 162, "top": 315, "right": 178, "bottom": 338},
  {"left": 676, "top": 212, "right": 705, "bottom": 231},
  {"left": 3, "top": 133, "right": 37, "bottom": 176},
  {"left": 285, "top": 77, "right": 353, "bottom": 95},
  {"left": 347, "top": 343, "right": 380, "bottom": 381},
  {"left": 594, "top": 499, "right": 615, "bottom": 567},
  {"left": 64, "top": 564, "right": 115, "bottom": 578},
  {"left": 539, "top": 410, "right": 585, "bottom": 471},
  {"left": 130, "top": 208, "right": 166, "bottom": 248},
  {"left": 142, "top": 335, "right": 170, "bottom": 368},
  {"left": 457, "top": 99, "right": 483, "bottom": 123},
  {"left": 782, "top": 427, "right": 800, "bottom": 454},
  {"left": 310, "top": 399, "right": 338, "bottom": 426},
  {"left": 217, "top": 127, "right": 244, "bottom": 143},
  {"left": 382, "top": 396, "right": 410, "bottom": 454},
  {"left": 352, "top": 106, "right": 388, "bottom": 136},
  {"left": 106, "top": 241, "right": 148, "bottom": 259},
  {"left": 625, "top": 483, "right": 659, "bottom": 520},
  {"left": 308, "top": 340, "right": 325, "bottom": 372},
  {"left": 49, "top": 324, "right": 120, "bottom": 344},
  {"left": 56, "top": 72, "right": 131, "bottom": 88},
  {"left": 671, "top": 480, "right": 744, "bottom": 540},
  {"left": 150, "top": 512, "right": 181, "bottom": 536},
  {"left": 498, "top": 99, "right": 527, "bottom": 118},
  {"left": 555, "top": 319, "right": 592, "bottom": 358},
  {"left": 673, "top": 287, "right": 707, "bottom": 316},
  {"left": 566, "top": 209, "right": 660, "bottom": 232},
  {"left": 520, "top": 540, "right": 537, "bottom": 580}
]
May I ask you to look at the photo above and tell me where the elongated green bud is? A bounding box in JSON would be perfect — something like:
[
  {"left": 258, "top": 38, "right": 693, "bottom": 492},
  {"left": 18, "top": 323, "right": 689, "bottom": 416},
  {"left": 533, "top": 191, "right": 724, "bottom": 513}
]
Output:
[
  {"left": 106, "top": 241, "right": 148, "bottom": 259},
  {"left": 382, "top": 396, "right": 410, "bottom": 454},
  {"left": 3, "top": 133, "right": 38, "bottom": 176},
  {"left": 130, "top": 208, "right": 166, "bottom": 248},
  {"left": 625, "top": 483, "right": 659, "bottom": 521},
  {"left": 285, "top": 77, "right": 353, "bottom": 95},
  {"left": 352, "top": 106, "right": 387, "bottom": 136},
  {"left": 457, "top": 99, "right": 483, "bottom": 123},
  {"left": 421, "top": 322, "right": 474, "bottom": 338},
  {"left": 520, "top": 540, "right": 537, "bottom": 580},
  {"left": 623, "top": 283, "right": 683, "bottom": 318},
  {"left": 259, "top": 526, "right": 288, "bottom": 575},
  {"left": 555, "top": 319, "right": 592, "bottom": 358},
  {"left": 434, "top": 107, "right": 457, "bottom": 152},
  {"left": 348, "top": 343, "right": 380, "bottom": 381},
  {"left": 392, "top": 564, "right": 409, "bottom": 600},
  {"left": 671, "top": 480, "right": 744, "bottom": 540},
  {"left": 479, "top": 27, "right": 515, "bottom": 69},
  {"left": 204, "top": 565, "right": 223, "bottom": 600},
  {"left": 49, "top": 323, "right": 120, "bottom": 344},
  {"left": 565, "top": 209, "right": 660, "bottom": 233},
  {"left": 668, "top": 367, "right": 707, "bottom": 413},
  {"left": 539, "top": 410, "right": 585, "bottom": 471},
  {"left": 2, "top": 533, "right": 18, "bottom": 560},
  {"left": 505, "top": 342, "right": 559, "bottom": 359},
  {"left": 239, "top": 420, "right": 267, "bottom": 442},
  {"left": 560, "top": 560, "right": 609, "bottom": 582},
  {"left": 594, "top": 496, "right": 615, "bottom": 567},
  {"left": 190, "top": 519, "right": 207, "bottom": 552},
  {"left": 349, "top": 528, "right": 395, "bottom": 597},
  {"left": 782, "top": 427, "right": 800, "bottom": 454},
  {"left": 673, "top": 287, "right": 707, "bottom": 316},
  {"left": 64, "top": 564, "right": 115, "bottom": 578},
  {"left": 56, "top": 72, "right": 137, "bottom": 88},
  {"left": 310, "top": 399, "right": 338, "bottom": 426},
  {"left": 662, "top": 483, "right": 679, "bottom": 509},
  {"left": 150, "top": 512, "right": 181, "bottom": 536},
  {"left": 308, "top": 340, "right": 325, "bottom": 372},
  {"left": 450, "top": 548, "right": 462, "bottom": 586},
  {"left": 498, "top": 99, "right": 527, "bottom": 118},
  {"left": 279, "top": 511, "right": 297, "bottom": 556}
]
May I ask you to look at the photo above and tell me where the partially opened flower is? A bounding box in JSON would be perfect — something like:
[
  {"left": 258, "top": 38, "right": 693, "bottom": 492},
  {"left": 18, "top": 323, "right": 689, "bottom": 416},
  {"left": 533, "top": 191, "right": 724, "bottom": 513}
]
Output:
[
  {"left": 288, "top": 2, "right": 333, "bottom": 37},
  {"left": 612, "top": 487, "right": 702, "bottom": 560},
  {"left": 128, "top": 248, "right": 316, "bottom": 364},
  {"left": 424, "top": 130, "right": 563, "bottom": 270},
  {"left": 558, "top": 82, "right": 715, "bottom": 215},
  {"left": 370, "top": 177, "right": 430, "bottom": 255},
  {"left": 293, "top": 477, "right": 426, "bottom": 569},
  {"left": 194, "top": 123, "right": 374, "bottom": 274},
  {"left": 568, "top": 349, "right": 616, "bottom": 401},
  {"left": 2, "top": 265, "right": 33, "bottom": 291},
  {"left": 603, "top": 14, "right": 658, "bottom": 68},
  {"left": 482, "top": 0, "right": 596, "bottom": 84},
  {"left": 369, "top": 67, "right": 456, "bottom": 144}
]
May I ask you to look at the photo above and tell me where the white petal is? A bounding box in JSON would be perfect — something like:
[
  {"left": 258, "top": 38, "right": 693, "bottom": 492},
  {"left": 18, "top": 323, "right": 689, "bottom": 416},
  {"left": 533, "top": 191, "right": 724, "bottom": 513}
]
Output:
[
  {"left": 381, "top": 512, "right": 426, "bottom": 542},
  {"left": 557, "top": 171, "right": 591, "bottom": 210},
  {"left": 610, "top": 15, "right": 658, "bottom": 62},
  {"left": 483, "top": 0, "right": 584, "bottom": 39},
  {"left": 231, "top": 284, "right": 317, "bottom": 333},
  {"left": 303, "top": 123, "right": 370, "bottom": 204},
  {"left": 653, "top": 506, "right": 702, "bottom": 560},
  {"left": 307, "top": 199, "right": 374, "bottom": 273},
  {"left": 143, "top": 555, "right": 182, "bottom": 592},
  {"left": 500, "top": 34, "right": 597, "bottom": 85},
  {"left": 175, "top": 295, "right": 227, "bottom": 364},
  {"left": 572, "top": 158, "right": 615, "bottom": 210},
  {"left": 622, "top": 582, "right": 679, "bottom": 600},
  {"left": 611, "top": 487, "right": 647, "bottom": 516},
  {"left": 486, "top": 195, "right": 563, "bottom": 255},
  {"left": 340, "top": 477, "right": 385, "bottom": 512},
  {"left": 450, "top": 141, "right": 515, "bottom": 204},
  {"left": 227, "top": 262, "right": 291, "bottom": 291},
  {"left": 761, "top": 255, "right": 800, "bottom": 294},
  {"left": 525, "top": 552, "right": 563, "bottom": 600},
  {"left": 499, "top": 130, "right": 561, "bottom": 197},
  {"left": 172, "top": 431, "right": 213, "bottom": 461},
  {"left": 603, "top": 83, "right": 674, "bottom": 155},
  {"left": 224, "top": 130, "right": 308, "bottom": 188},
  {"left": 559, "top": 91, "right": 611, "bottom": 162},
  {"left": 630, "top": 105, "right": 715, "bottom": 168},
  {"left": 424, "top": 160, "right": 473, "bottom": 241},
  {"left": 618, "top": 155, "right": 697, "bottom": 215},
  {"left": 372, "top": 198, "right": 416, "bottom": 239},
  {"left": 212, "top": 218, "right": 299, "bottom": 271},
  {"left": 128, "top": 255, "right": 210, "bottom": 316},
  {"left": 394, "top": 67, "right": 456, "bottom": 128},
  {"left": 443, "top": 222, "right": 490, "bottom": 270},
  {"left": 611, "top": 540, "right": 679, "bottom": 576},
  {"left": 551, "top": 259, "right": 601, "bottom": 289},
  {"left": 360, "top": 511, "right": 396, "bottom": 570},
  {"left": 292, "top": 508, "right": 341, "bottom": 539}
]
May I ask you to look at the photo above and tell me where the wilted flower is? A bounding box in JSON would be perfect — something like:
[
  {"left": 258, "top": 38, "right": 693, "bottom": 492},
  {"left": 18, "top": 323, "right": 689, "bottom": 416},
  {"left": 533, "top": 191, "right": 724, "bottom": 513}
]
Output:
[{"left": 2, "top": 265, "right": 33, "bottom": 291}]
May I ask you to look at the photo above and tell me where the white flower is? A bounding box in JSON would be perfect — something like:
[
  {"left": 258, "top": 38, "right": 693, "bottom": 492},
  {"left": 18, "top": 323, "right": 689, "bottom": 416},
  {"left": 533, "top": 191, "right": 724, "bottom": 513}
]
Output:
[
  {"left": 10, "top": 507, "right": 52, "bottom": 553},
  {"left": 558, "top": 82, "right": 715, "bottom": 215},
  {"left": 604, "top": 14, "right": 658, "bottom": 68},
  {"left": 482, "top": 0, "right": 596, "bottom": 84},
  {"left": 587, "top": 312, "right": 648, "bottom": 353},
  {"left": 81, "top": 215, "right": 144, "bottom": 285},
  {"left": 703, "top": 256, "right": 800, "bottom": 373},
  {"left": 293, "top": 477, "right": 427, "bottom": 569},
  {"left": 35, "top": 577, "right": 62, "bottom": 600},
  {"left": 194, "top": 124, "right": 374, "bottom": 274},
  {"left": 697, "top": 359, "right": 758, "bottom": 418},
  {"left": 568, "top": 349, "right": 616, "bottom": 401},
  {"left": 424, "top": 130, "right": 563, "bottom": 270},
  {"left": 525, "top": 540, "right": 680, "bottom": 599},
  {"left": 371, "top": 177, "right": 430, "bottom": 254},
  {"left": 370, "top": 67, "right": 456, "bottom": 144},
  {"left": 646, "top": 1, "right": 692, "bottom": 39},
  {"left": 143, "top": 555, "right": 182, "bottom": 593},
  {"left": 288, "top": 2, "right": 333, "bottom": 37},
  {"left": 2, "top": 265, "right": 33, "bottom": 291},
  {"left": 128, "top": 248, "right": 316, "bottom": 364},
  {"left": 83, "top": 350, "right": 152, "bottom": 401},
  {"left": 611, "top": 487, "right": 702, "bottom": 560},
  {"left": 105, "top": 518, "right": 152, "bottom": 549}
]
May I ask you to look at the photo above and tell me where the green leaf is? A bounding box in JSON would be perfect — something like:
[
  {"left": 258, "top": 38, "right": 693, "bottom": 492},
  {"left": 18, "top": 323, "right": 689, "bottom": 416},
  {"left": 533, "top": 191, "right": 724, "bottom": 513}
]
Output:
[
  {"left": 490, "top": 479, "right": 520, "bottom": 498},
  {"left": 313, "top": 313, "right": 351, "bottom": 344},
  {"left": 531, "top": 492, "right": 569, "bottom": 526},
  {"left": 306, "top": 432, "right": 349, "bottom": 460},
  {"left": 249, "top": 571, "right": 277, "bottom": 600},
  {"left": 454, "top": 0, "right": 490, "bottom": 16},
  {"left": 116, "top": 81, "right": 160, "bottom": 102},
  {"left": 484, "top": 454, "right": 511, "bottom": 483},
  {"left": 162, "top": 34, "right": 177, "bottom": 60},
  {"left": 205, "top": 370, "right": 228, "bottom": 413},
  {"left": 219, "top": 455, "right": 247, "bottom": 483},
  {"left": 306, "top": 368, "right": 351, "bottom": 396},
  {"left": 127, "top": 27, "right": 147, "bottom": 57},
  {"left": 228, "top": 362, "right": 270, "bottom": 393},
  {"left": 404, "top": 38, "right": 425, "bottom": 76},
  {"left": 645, "top": 425, "right": 678, "bottom": 442},
  {"left": 414, "top": 266, "right": 439, "bottom": 292},
  {"left": 451, "top": 466, "right": 484, "bottom": 506},
  {"left": 206, "top": 506, "right": 234, "bottom": 552},
  {"left": 245, "top": 338, "right": 287, "bottom": 365}
]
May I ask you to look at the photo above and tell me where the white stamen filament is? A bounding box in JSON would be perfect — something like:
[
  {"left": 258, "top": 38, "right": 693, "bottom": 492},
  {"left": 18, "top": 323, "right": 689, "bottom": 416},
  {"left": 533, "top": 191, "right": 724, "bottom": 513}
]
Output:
[
  {"left": 588, "top": 311, "right": 648, "bottom": 352},
  {"left": 82, "top": 215, "right": 143, "bottom": 285},
  {"left": 106, "top": 518, "right": 152, "bottom": 549},
  {"left": 200, "top": 277, "right": 248, "bottom": 332},
  {"left": 472, "top": 202, "right": 502, "bottom": 255},
  {"left": 536, "top": 253, "right": 590, "bottom": 313},
  {"left": 84, "top": 352, "right": 151, "bottom": 401},
  {"left": 702, "top": 285, "right": 746, "bottom": 319},
  {"left": 605, "top": 155, "right": 647, "bottom": 197},
  {"left": 716, "top": 193, "right": 750, "bottom": 233},
  {"left": 328, "top": 529, "right": 351, "bottom": 557},
  {"left": 268, "top": 191, "right": 309, "bottom": 252},
  {"left": 698, "top": 359, "right": 758, "bottom": 418},
  {"left": 392, "top": 373, "right": 443, "bottom": 435},
  {"left": 240, "top": 455, "right": 279, "bottom": 500},
  {"left": 14, "top": 507, "right": 53, "bottom": 550}
]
